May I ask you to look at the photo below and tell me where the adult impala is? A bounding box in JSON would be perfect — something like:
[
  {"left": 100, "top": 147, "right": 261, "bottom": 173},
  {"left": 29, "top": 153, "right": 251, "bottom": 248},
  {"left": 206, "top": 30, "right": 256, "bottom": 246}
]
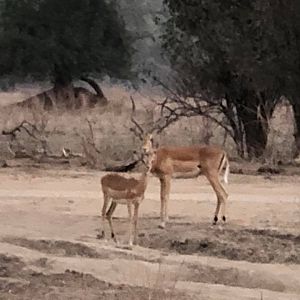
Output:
[{"left": 142, "top": 134, "right": 229, "bottom": 229}]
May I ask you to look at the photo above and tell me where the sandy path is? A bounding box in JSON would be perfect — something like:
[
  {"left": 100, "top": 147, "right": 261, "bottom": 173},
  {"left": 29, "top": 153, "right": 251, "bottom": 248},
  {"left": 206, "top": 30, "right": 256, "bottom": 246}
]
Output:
[{"left": 0, "top": 168, "right": 299, "bottom": 299}]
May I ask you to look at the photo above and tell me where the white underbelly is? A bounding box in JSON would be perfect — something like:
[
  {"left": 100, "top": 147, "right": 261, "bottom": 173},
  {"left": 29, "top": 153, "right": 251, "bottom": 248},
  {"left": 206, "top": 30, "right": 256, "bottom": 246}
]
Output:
[
  {"left": 172, "top": 169, "right": 201, "bottom": 179},
  {"left": 172, "top": 160, "right": 200, "bottom": 178},
  {"left": 112, "top": 198, "right": 130, "bottom": 205}
]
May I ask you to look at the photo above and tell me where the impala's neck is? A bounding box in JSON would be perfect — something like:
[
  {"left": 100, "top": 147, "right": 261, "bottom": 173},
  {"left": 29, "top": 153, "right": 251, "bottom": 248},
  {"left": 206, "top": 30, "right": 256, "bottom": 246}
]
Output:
[
  {"left": 135, "top": 150, "right": 154, "bottom": 194},
  {"left": 136, "top": 169, "right": 150, "bottom": 194}
]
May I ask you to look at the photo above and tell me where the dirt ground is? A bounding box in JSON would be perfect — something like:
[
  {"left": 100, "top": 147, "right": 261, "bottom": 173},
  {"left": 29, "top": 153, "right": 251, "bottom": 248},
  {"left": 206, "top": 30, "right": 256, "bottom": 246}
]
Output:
[{"left": 0, "top": 166, "right": 299, "bottom": 300}]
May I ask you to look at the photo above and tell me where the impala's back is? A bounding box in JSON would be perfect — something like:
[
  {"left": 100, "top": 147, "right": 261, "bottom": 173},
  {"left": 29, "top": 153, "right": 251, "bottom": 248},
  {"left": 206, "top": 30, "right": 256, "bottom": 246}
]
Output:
[{"left": 143, "top": 136, "right": 226, "bottom": 177}]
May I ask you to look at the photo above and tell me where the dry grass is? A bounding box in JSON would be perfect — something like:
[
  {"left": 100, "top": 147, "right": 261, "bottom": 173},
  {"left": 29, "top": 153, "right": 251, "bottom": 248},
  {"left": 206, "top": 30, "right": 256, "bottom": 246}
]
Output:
[{"left": 0, "top": 82, "right": 297, "bottom": 166}]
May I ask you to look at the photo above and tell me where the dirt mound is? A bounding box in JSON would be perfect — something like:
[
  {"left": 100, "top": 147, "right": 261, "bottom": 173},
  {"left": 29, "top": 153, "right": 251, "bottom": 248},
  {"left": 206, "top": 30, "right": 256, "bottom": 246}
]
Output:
[
  {"left": 185, "top": 264, "right": 285, "bottom": 292},
  {"left": 0, "top": 270, "right": 148, "bottom": 300},
  {"left": 3, "top": 237, "right": 163, "bottom": 263},
  {"left": 3, "top": 238, "right": 105, "bottom": 259},
  {"left": 139, "top": 223, "right": 300, "bottom": 264},
  {"left": 0, "top": 253, "right": 192, "bottom": 300},
  {"left": 0, "top": 254, "right": 25, "bottom": 278}
]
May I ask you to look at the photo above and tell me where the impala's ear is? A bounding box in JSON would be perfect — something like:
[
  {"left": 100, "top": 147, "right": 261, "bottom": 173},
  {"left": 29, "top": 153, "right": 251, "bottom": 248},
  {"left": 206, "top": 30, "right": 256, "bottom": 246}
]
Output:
[
  {"left": 148, "top": 133, "right": 154, "bottom": 144},
  {"left": 132, "top": 150, "right": 139, "bottom": 160},
  {"left": 150, "top": 149, "right": 157, "bottom": 157}
]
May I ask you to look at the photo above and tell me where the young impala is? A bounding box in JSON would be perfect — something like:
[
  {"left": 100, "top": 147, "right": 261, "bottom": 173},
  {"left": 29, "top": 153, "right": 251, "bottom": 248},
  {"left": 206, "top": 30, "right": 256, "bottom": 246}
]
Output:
[
  {"left": 99, "top": 150, "right": 155, "bottom": 247},
  {"left": 142, "top": 133, "right": 229, "bottom": 229}
]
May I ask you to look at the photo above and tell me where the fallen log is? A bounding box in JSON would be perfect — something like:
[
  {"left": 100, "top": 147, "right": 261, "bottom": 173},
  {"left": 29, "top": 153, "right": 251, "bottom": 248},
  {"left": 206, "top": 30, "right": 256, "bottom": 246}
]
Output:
[{"left": 104, "top": 159, "right": 139, "bottom": 173}]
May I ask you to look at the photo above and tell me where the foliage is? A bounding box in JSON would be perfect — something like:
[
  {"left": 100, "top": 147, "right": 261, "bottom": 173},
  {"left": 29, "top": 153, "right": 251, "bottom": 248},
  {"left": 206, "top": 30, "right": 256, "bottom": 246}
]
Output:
[
  {"left": 161, "top": 0, "right": 300, "bottom": 158},
  {"left": 118, "top": 0, "right": 168, "bottom": 77},
  {"left": 0, "top": 0, "right": 133, "bottom": 86}
]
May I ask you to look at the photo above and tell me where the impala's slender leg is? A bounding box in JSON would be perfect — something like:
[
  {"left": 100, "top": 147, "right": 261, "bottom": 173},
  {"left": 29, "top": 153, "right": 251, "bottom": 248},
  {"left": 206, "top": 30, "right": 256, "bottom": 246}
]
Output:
[
  {"left": 106, "top": 202, "right": 118, "bottom": 242},
  {"left": 132, "top": 202, "right": 140, "bottom": 245},
  {"left": 218, "top": 178, "right": 228, "bottom": 222},
  {"left": 127, "top": 202, "right": 133, "bottom": 246},
  {"left": 101, "top": 193, "right": 110, "bottom": 238},
  {"left": 205, "top": 171, "right": 228, "bottom": 225},
  {"left": 213, "top": 196, "right": 222, "bottom": 224},
  {"left": 220, "top": 185, "right": 227, "bottom": 223},
  {"left": 159, "top": 175, "right": 171, "bottom": 229},
  {"left": 164, "top": 176, "right": 171, "bottom": 222}
]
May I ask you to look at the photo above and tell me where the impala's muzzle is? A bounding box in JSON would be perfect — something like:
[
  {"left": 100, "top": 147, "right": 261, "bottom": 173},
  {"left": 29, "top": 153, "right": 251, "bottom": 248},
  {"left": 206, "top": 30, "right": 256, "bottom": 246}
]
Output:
[
  {"left": 141, "top": 152, "right": 150, "bottom": 166},
  {"left": 142, "top": 145, "right": 152, "bottom": 155}
]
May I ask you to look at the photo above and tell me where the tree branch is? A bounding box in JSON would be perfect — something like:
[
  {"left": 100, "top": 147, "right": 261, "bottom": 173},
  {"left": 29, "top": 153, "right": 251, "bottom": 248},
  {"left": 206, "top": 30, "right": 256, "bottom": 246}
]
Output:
[{"left": 80, "top": 76, "right": 106, "bottom": 99}]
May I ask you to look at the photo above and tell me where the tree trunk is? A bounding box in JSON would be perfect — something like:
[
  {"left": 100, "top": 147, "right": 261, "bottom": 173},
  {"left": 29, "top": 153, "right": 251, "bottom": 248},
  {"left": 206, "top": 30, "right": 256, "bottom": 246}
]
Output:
[
  {"left": 53, "top": 65, "right": 75, "bottom": 109},
  {"left": 236, "top": 102, "right": 268, "bottom": 159},
  {"left": 244, "top": 114, "right": 268, "bottom": 158},
  {"left": 223, "top": 97, "right": 247, "bottom": 158},
  {"left": 225, "top": 113, "right": 246, "bottom": 158},
  {"left": 292, "top": 101, "right": 300, "bottom": 137},
  {"left": 292, "top": 101, "right": 300, "bottom": 156},
  {"left": 53, "top": 64, "right": 72, "bottom": 88}
]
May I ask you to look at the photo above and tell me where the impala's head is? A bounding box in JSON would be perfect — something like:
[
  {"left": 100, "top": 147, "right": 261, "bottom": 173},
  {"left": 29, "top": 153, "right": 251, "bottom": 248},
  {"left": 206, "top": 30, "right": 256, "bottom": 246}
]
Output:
[
  {"left": 142, "top": 133, "right": 154, "bottom": 155},
  {"left": 141, "top": 148, "right": 156, "bottom": 172}
]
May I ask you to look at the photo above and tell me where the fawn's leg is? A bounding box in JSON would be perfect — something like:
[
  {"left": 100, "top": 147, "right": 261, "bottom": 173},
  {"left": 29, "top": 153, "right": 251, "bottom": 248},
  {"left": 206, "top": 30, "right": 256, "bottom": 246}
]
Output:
[
  {"left": 106, "top": 202, "right": 118, "bottom": 242},
  {"left": 127, "top": 202, "right": 134, "bottom": 246},
  {"left": 100, "top": 193, "right": 110, "bottom": 238},
  {"left": 159, "top": 176, "right": 171, "bottom": 229},
  {"left": 132, "top": 202, "right": 140, "bottom": 245}
]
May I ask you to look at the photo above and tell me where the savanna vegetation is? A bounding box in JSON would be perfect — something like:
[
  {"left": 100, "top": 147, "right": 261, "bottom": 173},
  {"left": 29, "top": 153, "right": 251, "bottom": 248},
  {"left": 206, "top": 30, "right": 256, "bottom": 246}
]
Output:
[{"left": 0, "top": 0, "right": 300, "bottom": 160}]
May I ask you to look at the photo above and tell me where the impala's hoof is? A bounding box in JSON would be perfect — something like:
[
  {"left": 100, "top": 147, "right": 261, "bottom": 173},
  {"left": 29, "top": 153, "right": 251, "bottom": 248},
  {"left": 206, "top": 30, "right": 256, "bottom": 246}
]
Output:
[
  {"left": 96, "top": 232, "right": 105, "bottom": 239},
  {"left": 212, "top": 216, "right": 218, "bottom": 225}
]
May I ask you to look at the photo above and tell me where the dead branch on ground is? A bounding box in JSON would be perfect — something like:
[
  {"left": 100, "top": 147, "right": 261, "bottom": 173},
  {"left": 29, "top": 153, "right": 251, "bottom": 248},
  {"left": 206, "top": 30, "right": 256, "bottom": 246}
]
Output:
[{"left": 2, "top": 118, "right": 52, "bottom": 158}]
